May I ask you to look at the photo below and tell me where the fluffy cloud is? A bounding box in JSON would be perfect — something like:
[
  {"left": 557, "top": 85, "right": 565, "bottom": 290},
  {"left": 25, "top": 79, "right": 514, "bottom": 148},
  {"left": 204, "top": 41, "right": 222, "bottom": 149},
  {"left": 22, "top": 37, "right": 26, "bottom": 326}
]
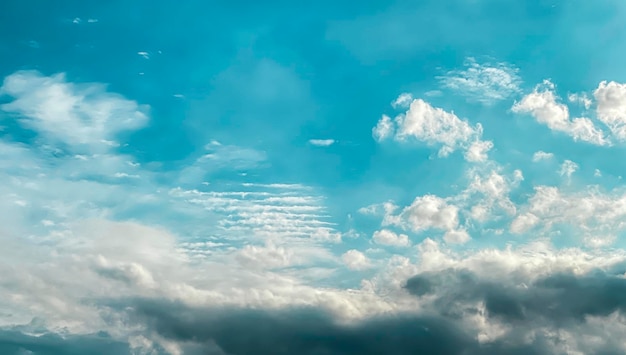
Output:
[
  {"left": 342, "top": 249, "right": 372, "bottom": 270},
  {"left": 385, "top": 195, "right": 459, "bottom": 233},
  {"left": 594, "top": 80, "right": 626, "bottom": 140},
  {"left": 394, "top": 99, "right": 478, "bottom": 156},
  {"left": 102, "top": 239, "right": 626, "bottom": 355},
  {"left": 512, "top": 80, "right": 608, "bottom": 145},
  {"left": 374, "top": 97, "right": 491, "bottom": 161},
  {"left": 464, "top": 140, "right": 494, "bottom": 163},
  {"left": 511, "top": 185, "right": 626, "bottom": 246},
  {"left": 372, "top": 114, "right": 395, "bottom": 141},
  {"left": 372, "top": 229, "right": 411, "bottom": 247}
]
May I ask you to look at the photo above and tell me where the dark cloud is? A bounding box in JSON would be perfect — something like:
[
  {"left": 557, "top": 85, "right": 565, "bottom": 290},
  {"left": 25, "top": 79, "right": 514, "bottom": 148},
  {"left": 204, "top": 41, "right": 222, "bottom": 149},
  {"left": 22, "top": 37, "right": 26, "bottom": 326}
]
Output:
[
  {"left": 405, "top": 268, "right": 626, "bottom": 323},
  {"left": 6, "top": 270, "right": 626, "bottom": 355},
  {"left": 116, "top": 298, "right": 550, "bottom": 355},
  {"left": 0, "top": 328, "right": 131, "bottom": 355}
]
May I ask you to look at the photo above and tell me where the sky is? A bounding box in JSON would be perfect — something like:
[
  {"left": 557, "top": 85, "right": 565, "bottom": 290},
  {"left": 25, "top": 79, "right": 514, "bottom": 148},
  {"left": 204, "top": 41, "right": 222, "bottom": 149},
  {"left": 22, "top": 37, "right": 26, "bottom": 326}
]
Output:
[{"left": 3, "top": 0, "right": 626, "bottom": 354}]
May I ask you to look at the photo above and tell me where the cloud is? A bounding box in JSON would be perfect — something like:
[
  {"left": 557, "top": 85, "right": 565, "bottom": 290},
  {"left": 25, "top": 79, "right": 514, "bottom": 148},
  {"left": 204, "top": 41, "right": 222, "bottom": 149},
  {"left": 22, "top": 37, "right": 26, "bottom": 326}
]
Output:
[
  {"left": 0, "top": 71, "right": 149, "bottom": 151},
  {"left": 437, "top": 58, "right": 522, "bottom": 105},
  {"left": 372, "top": 229, "right": 410, "bottom": 247},
  {"left": 391, "top": 92, "right": 413, "bottom": 109},
  {"left": 342, "top": 250, "right": 372, "bottom": 270},
  {"left": 594, "top": 80, "right": 626, "bottom": 141},
  {"left": 112, "top": 238, "right": 626, "bottom": 355},
  {"left": 512, "top": 80, "right": 609, "bottom": 145},
  {"left": 374, "top": 97, "right": 490, "bottom": 161},
  {"left": 464, "top": 140, "right": 494, "bottom": 163},
  {"left": 385, "top": 195, "right": 460, "bottom": 233},
  {"left": 511, "top": 185, "right": 626, "bottom": 246},
  {"left": 372, "top": 114, "right": 395, "bottom": 142},
  {"left": 122, "top": 300, "right": 481, "bottom": 355},
  {"left": 394, "top": 99, "right": 478, "bottom": 156},
  {"left": 402, "top": 268, "right": 626, "bottom": 354},
  {"left": 559, "top": 159, "right": 579, "bottom": 178},
  {"left": 308, "top": 139, "right": 335, "bottom": 147},
  {"left": 0, "top": 328, "right": 132, "bottom": 355},
  {"left": 443, "top": 229, "right": 470, "bottom": 244},
  {"left": 177, "top": 141, "right": 267, "bottom": 184},
  {"left": 568, "top": 92, "right": 592, "bottom": 109},
  {"left": 531, "top": 150, "right": 554, "bottom": 162}
]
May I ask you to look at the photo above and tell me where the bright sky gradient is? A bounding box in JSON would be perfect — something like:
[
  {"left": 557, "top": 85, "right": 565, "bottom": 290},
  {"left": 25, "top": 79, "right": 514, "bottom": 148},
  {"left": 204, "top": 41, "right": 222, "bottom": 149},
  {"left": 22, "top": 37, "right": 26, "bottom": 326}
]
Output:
[{"left": 3, "top": 0, "right": 626, "bottom": 354}]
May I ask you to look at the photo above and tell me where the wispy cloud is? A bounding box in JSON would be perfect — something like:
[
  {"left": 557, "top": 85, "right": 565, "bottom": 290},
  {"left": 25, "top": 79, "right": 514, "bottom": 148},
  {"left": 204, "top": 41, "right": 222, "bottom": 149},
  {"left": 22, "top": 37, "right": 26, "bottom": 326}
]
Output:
[
  {"left": 437, "top": 57, "right": 522, "bottom": 105},
  {"left": 1, "top": 71, "right": 148, "bottom": 151},
  {"left": 309, "top": 139, "right": 335, "bottom": 147}
]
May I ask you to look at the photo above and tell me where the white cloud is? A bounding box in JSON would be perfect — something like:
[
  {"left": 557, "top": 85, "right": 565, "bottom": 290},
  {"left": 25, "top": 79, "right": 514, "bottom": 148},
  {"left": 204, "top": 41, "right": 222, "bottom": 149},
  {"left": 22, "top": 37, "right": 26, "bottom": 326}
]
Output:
[
  {"left": 1, "top": 71, "right": 149, "bottom": 150},
  {"left": 169, "top": 183, "right": 340, "bottom": 244},
  {"left": 309, "top": 139, "right": 335, "bottom": 147},
  {"left": 372, "top": 229, "right": 410, "bottom": 247},
  {"left": 395, "top": 99, "right": 479, "bottom": 157},
  {"left": 385, "top": 195, "right": 459, "bottom": 233},
  {"left": 594, "top": 80, "right": 626, "bottom": 141},
  {"left": 443, "top": 229, "right": 470, "bottom": 244},
  {"left": 532, "top": 150, "right": 554, "bottom": 162},
  {"left": 437, "top": 58, "right": 522, "bottom": 104},
  {"left": 559, "top": 159, "right": 579, "bottom": 178},
  {"left": 391, "top": 92, "right": 413, "bottom": 109},
  {"left": 372, "top": 114, "right": 394, "bottom": 141},
  {"left": 512, "top": 80, "right": 609, "bottom": 146},
  {"left": 461, "top": 169, "right": 519, "bottom": 220},
  {"left": 341, "top": 250, "right": 371, "bottom": 270},
  {"left": 568, "top": 92, "right": 592, "bottom": 109},
  {"left": 374, "top": 98, "right": 490, "bottom": 161},
  {"left": 511, "top": 185, "right": 626, "bottom": 246},
  {"left": 464, "top": 140, "right": 493, "bottom": 162}
]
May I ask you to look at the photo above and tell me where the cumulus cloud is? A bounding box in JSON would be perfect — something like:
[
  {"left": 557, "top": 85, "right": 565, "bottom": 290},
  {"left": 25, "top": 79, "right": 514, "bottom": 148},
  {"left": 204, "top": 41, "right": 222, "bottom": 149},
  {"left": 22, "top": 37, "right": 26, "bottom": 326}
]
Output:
[
  {"left": 512, "top": 80, "right": 609, "bottom": 145},
  {"left": 385, "top": 195, "right": 459, "bottom": 233},
  {"left": 342, "top": 249, "right": 372, "bottom": 270},
  {"left": 511, "top": 185, "right": 626, "bottom": 246},
  {"left": 594, "top": 80, "right": 626, "bottom": 141},
  {"left": 372, "top": 229, "right": 410, "bottom": 247},
  {"left": 89, "top": 240, "right": 626, "bottom": 355},
  {"left": 372, "top": 114, "right": 395, "bottom": 141},
  {"left": 464, "top": 140, "right": 494, "bottom": 163},
  {"left": 437, "top": 58, "right": 522, "bottom": 105},
  {"left": 373, "top": 97, "right": 490, "bottom": 162}
]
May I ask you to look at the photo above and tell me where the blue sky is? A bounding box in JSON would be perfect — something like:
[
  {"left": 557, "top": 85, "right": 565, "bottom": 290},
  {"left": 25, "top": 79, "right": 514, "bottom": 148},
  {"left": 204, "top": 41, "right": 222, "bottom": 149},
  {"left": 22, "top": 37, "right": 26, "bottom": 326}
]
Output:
[{"left": 4, "top": 0, "right": 626, "bottom": 354}]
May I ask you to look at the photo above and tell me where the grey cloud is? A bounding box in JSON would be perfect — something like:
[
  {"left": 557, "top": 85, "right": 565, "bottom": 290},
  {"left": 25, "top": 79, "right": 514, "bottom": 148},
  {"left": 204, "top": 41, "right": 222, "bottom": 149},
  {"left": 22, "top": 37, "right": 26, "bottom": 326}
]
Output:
[
  {"left": 405, "top": 269, "right": 626, "bottom": 323},
  {"left": 5, "top": 269, "right": 626, "bottom": 355},
  {"left": 0, "top": 329, "right": 131, "bottom": 355},
  {"left": 112, "top": 298, "right": 549, "bottom": 355},
  {"left": 404, "top": 268, "right": 626, "bottom": 354}
]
